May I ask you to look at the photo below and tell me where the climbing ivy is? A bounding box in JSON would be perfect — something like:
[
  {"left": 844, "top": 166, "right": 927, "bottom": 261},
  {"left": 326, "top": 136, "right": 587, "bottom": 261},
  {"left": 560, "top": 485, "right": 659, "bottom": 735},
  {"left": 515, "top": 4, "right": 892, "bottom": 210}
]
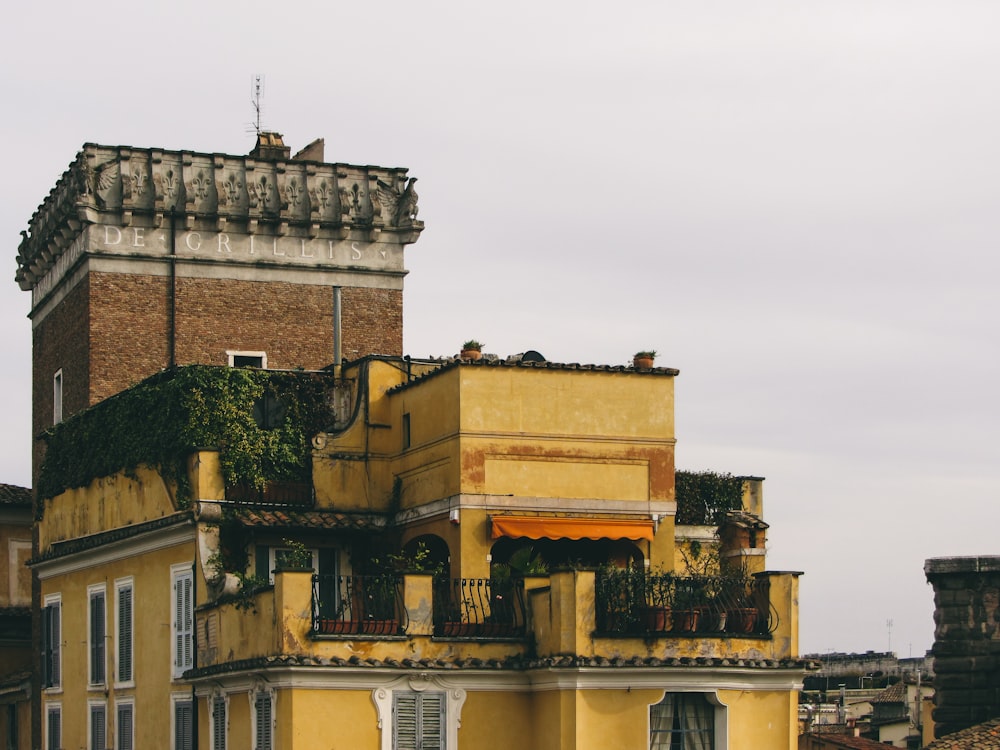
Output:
[
  {"left": 38, "top": 365, "right": 335, "bottom": 506},
  {"left": 674, "top": 470, "right": 744, "bottom": 525}
]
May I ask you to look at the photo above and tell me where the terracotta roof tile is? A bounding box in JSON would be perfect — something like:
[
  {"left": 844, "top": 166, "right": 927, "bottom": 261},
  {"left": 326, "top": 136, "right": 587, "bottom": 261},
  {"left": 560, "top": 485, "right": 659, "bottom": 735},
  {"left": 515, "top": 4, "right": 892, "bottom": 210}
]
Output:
[
  {"left": 926, "top": 717, "right": 1000, "bottom": 749},
  {"left": 236, "top": 508, "right": 386, "bottom": 531},
  {"left": 185, "top": 653, "right": 818, "bottom": 680},
  {"left": 871, "top": 681, "right": 906, "bottom": 704},
  {"left": 0, "top": 484, "right": 30, "bottom": 506},
  {"left": 805, "top": 736, "right": 896, "bottom": 749}
]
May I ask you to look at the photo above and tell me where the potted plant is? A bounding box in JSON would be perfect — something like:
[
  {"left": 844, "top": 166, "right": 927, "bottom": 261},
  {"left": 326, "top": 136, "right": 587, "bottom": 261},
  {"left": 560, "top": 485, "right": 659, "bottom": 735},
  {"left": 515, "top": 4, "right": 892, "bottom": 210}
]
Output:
[
  {"left": 461, "top": 339, "right": 483, "bottom": 360},
  {"left": 633, "top": 350, "right": 657, "bottom": 369},
  {"left": 643, "top": 569, "right": 672, "bottom": 632}
]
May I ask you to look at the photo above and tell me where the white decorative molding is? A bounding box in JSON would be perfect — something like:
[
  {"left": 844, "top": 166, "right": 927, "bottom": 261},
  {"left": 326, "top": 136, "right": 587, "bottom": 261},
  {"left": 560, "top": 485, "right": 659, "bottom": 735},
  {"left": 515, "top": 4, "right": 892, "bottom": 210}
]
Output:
[
  {"left": 34, "top": 522, "right": 194, "bottom": 580},
  {"left": 371, "top": 674, "right": 466, "bottom": 750}
]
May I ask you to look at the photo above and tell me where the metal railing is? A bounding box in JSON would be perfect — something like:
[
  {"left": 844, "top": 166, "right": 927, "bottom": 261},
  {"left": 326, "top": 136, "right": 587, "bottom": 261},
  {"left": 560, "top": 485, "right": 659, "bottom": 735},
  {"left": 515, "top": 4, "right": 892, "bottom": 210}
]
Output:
[
  {"left": 595, "top": 571, "right": 773, "bottom": 637},
  {"left": 432, "top": 577, "right": 527, "bottom": 638},
  {"left": 311, "top": 574, "right": 406, "bottom": 635}
]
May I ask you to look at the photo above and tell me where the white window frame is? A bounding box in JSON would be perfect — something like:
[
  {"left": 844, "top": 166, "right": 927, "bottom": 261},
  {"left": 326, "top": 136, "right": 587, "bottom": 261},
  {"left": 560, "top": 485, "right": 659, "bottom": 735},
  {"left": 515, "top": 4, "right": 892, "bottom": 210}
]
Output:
[
  {"left": 372, "top": 677, "right": 466, "bottom": 750},
  {"left": 88, "top": 699, "right": 107, "bottom": 750},
  {"left": 227, "top": 350, "right": 267, "bottom": 369},
  {"left": 267, "top": 546, "right": 319, "bottom": 584},
  {"left": 250, "top": 683, "right": 275, "bottom": 750},
  {"left": 53, "top": 369, "right": 63, "bottom": 424},
  {"left": 115, "top": 699, "right": 134, "bottom": 750},
  {"left": 42, "top": 594, "right": 61, "bottom": 691},
  {"left": 44, "top": 702, "right": 61, "bottom": 750},
  {"left": 115, "top": 577, "right": 134, "bottom": 687},
  {"left": 210, "top": 691, "right": 229, "bottom": 750},
  {"left": 648, "top": 691, "right": 729, "bottom": 750},
  {"left": 88, "top": 583, "right": 107, "bottom": 687},
  {"left": 171, "top": 564, "right": 194, "bottom": 678},
  {"left": 172, "top": 693, "right": 195, "bottom": 750}
]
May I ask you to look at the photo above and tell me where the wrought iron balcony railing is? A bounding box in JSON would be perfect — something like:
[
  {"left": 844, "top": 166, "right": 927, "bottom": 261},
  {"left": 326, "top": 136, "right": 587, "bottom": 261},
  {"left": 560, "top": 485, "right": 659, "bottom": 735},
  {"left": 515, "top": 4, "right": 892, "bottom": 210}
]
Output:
[
  {"left": 432, "top": 577, "right": 527, "bottom": 638},
  {"left": 595, "top": 571, "right": 773, "bottom": 637},
  {"left": 311, "top": 574, "right": 406, "bottom": 635}
]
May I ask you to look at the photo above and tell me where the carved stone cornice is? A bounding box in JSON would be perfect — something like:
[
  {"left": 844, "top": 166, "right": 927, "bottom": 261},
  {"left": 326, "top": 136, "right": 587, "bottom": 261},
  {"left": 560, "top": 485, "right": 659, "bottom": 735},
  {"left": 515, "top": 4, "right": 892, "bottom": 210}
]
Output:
[{"left": 16, "top": 143, "right": 423, "bottom": 291}]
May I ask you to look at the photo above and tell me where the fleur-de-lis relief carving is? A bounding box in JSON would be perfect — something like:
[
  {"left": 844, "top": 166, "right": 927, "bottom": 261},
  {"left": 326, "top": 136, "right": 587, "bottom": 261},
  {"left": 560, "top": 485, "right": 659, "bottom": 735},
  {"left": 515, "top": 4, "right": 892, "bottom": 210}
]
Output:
[
  {"left": 163, "top": 169, "right": 178, "bottom": 199},
  {"left": 193, "top": 170, "right": 211, "bottom": 201},
  {"left": 131, "top": 171, "right": 147, "bottom": 197},
  {"left": 258, "top": 176, "right": 272, "bottom": 207},
  {"left": 314, "top": 180, "right": 337, "bottom": 216},
  {"left": 224, "top": 173, "right": 243, "bottom": 205},
  {"left": 286, "top": 178, "right": 303, "bottom": 208},
  {"left": 350, "top": 183, "right": 362, "bottom": 213}
]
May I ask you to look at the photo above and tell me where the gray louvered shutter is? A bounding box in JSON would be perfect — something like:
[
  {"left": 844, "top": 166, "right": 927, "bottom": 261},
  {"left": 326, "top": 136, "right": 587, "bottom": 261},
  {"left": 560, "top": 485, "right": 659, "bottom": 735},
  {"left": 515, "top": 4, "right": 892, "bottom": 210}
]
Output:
[
  {"left": 118, "top": 587, "right": 132, "bottom": 682},
  {"left": 212, "top": 697, "right": 227, "bottom": 750},
  {"left": 255, "top": 694, "right": 272, "bottom": 750},
  {"left": 117, "top": 704, "right": 133, "bottom": 750},
  {"left": 174, "top": 572, "right": 193, "bottom": 673},
  {"left": 175, "top": 700, "right": 194, "bottom": 750},
  {"left": 91, "top": 592, "right": 106, "bottom": 684},
  {"left": 91, "top": 704, "right": 106, "bottom": 750}
]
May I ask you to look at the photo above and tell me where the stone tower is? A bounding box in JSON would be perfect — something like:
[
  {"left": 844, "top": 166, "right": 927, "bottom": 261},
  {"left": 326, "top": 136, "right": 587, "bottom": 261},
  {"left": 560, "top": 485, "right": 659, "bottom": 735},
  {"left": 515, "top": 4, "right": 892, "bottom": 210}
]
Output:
[
  {"left": 924, "top": 556, "right": 1000, "bottom": 737},
  {"left": 16, "top": 134, "right": 423, "bottom": 449}
]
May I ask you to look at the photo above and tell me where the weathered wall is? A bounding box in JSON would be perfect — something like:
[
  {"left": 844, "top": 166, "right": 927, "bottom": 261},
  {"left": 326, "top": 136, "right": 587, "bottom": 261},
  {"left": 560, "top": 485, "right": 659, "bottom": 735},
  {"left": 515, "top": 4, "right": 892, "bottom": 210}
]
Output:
[{"left": 925, "top": 556, "right": 1000, "bottom": 737}]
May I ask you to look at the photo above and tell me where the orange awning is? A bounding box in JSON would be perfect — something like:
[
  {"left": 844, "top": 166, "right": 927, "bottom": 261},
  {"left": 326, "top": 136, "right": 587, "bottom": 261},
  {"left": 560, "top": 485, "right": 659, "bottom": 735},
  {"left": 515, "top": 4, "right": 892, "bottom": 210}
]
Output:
[{"left": 490, "top": 515, "right": 654, "bottom": 542}]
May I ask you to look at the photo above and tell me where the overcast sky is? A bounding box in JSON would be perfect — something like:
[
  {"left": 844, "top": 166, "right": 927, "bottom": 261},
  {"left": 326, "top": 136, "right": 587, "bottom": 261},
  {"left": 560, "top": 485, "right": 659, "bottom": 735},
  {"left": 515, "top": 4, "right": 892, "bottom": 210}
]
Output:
[{"left": 4, "top": 1, "right": 999, "bottom": 658}]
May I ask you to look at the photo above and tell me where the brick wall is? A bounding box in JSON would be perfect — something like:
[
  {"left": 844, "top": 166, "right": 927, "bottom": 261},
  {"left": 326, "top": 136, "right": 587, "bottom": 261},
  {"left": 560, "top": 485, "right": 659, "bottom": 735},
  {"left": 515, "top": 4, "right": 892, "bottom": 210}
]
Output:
[
  {"left": 924, "top": 556, "right": 1000, "bottom": 737},
  {"left": 39, "top": 272, "right": 403, "bottom": 411}
]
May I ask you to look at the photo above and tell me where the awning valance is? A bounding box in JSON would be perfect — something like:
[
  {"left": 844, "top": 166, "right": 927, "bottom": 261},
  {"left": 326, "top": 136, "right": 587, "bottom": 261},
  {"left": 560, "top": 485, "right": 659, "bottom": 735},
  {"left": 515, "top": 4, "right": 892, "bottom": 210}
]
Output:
[{"left": 490, "top": 515, "right": 654, "bottom": 542}]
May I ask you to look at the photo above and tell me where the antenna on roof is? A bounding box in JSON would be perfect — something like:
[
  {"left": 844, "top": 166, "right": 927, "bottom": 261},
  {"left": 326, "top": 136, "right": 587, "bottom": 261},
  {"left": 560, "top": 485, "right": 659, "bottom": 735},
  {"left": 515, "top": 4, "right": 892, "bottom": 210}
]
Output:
[{"left": 249, "top": 75, "right": 265, "bottom": 135}]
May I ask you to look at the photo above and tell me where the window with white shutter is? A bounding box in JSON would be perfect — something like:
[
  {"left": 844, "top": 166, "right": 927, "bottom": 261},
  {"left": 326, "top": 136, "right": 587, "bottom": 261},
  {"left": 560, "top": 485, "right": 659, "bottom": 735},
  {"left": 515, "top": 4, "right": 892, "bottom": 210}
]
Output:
[
  {"left": 393, "top": 692, "right": 445, "bottom": 750},
  {"left": 211, "top": 695, "right": 227, "bottom": 750},
  {"left": 172, "top": 567, "right": 194, "bottom": 677},
  {"left": 174, "top": 699, "right": 194, "bottom": 750},
  {"left": 45, "top": 704, "right": 61, "bottom": 750},
  {"left": 42, "top": 597, "right": 61, "bottom": 689},
  {"left": 89, "top": 587, "right": 106, "bottom": 685},
  {"left": 90, "top": 702, "right": 107, "bottom": 750},
  {"left": 116, "top": 702, "right": 133, "bottom": 750},
  {"left": 116, "top": 580, "right": 133, "bottom": 684},
  {"left": 253, "top": 692, "right": 273, "bottom": 750}
]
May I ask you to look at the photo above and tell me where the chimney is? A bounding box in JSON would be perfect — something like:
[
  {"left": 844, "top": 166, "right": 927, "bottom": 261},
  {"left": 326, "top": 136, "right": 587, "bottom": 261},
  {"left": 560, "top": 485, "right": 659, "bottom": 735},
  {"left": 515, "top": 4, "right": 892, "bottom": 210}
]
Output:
[{"left": 250, "top": 131, "right": 291, "bottom": 161}]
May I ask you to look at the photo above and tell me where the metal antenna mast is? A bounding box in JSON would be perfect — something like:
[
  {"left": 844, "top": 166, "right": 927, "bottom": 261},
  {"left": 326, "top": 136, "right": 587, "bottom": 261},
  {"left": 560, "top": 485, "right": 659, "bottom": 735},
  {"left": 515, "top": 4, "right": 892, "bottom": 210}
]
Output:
[{"left": 250, "top": 75, "right": 265, "bottom": 135}]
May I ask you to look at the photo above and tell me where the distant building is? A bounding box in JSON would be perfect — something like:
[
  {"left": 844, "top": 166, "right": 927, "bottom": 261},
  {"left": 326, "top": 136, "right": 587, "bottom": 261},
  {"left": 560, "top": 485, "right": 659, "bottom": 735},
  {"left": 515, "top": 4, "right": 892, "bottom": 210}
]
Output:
[{"left": 0, "top": 483, "right": 31, "bottom": 749}]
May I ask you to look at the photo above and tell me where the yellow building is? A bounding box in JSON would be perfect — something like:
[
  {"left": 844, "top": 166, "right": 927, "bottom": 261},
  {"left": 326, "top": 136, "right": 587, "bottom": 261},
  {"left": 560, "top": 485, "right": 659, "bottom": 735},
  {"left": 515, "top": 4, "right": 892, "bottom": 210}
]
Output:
[
  {"left": 19, "top": 135, "right": 812, "bottom": 749},
  {"left": 30, "top": 356, "right": 810, "bottom": 750}
]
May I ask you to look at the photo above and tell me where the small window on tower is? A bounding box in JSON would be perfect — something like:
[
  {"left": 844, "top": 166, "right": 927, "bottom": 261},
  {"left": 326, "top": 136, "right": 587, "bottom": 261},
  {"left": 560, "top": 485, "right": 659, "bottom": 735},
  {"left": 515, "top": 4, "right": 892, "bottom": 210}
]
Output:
[
  {"left": 53, "top": 370, "right": 63, "bottom": 425},
  {"left": 227, "top": 351, "right": 267, "bottom": 369}
]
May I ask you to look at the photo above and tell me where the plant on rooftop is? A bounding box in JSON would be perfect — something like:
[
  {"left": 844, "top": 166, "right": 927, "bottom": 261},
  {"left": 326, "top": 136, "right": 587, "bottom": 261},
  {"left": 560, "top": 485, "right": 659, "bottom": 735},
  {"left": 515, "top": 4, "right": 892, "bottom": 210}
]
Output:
[
  {"left": 38, "top": 365, "right": 335, "bottom": 508},
  {"left": 674, "top": 470, "right": 744, "bottom": 526}
]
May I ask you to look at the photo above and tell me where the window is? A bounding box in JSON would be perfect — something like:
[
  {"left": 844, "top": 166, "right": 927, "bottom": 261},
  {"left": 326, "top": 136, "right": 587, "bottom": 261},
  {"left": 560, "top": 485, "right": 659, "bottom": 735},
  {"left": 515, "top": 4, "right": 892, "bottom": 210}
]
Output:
[
  {"left": 393, "top": 691, "right": 444, "bottom": 750},
  {"left": 211, "top": 695, "right": 227, "bottom": 750},
  {"left": 266, "top": 546, "right": 320, "bottom": 583},
  {"left": 90, "top": 702, "right": 107, "bottom": 750},
  {"left": 116, "top": 701, "right": 134, "bottom": 750},
  {"left": 115, "top": 579, "right": 134, "bottom": 684},
  {"left": 45, "top": 704, "right": 60, "bottom": 750},
  {"left": 174, "top": 697, "right": 194, "bottom": 750},
  {"left": 650, "top": 693, "right": 716, "bottom": 750},
  {"left": 402, "top": 413, "right": 411, "bottom": 450},
  {"left": 227, "top": 350, "right": 267, "bottom": 369},
  {"left": 7, "top": 703, "right": 17, "bottom": 750},
  {"left": 172, "top": 566, "right": 194, "bottom": 677},
  {"left": 89, "top": 585, "right": 107, "bottom": 685},
  {"left": 53, "top": 370, "right": 63, "bottom": 424},
  {"left": 41, "top": 596, "right": 61, "bottom": 689},
  {"left": 252, "top": 690, "right": 273, "bottom": 750}
]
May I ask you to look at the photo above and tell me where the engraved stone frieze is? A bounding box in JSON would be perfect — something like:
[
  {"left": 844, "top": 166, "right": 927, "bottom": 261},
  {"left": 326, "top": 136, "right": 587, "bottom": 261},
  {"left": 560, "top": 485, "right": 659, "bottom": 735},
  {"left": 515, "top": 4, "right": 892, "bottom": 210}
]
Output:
[{"left": 15, "top": 142, "right": 423, "bottom": 294}]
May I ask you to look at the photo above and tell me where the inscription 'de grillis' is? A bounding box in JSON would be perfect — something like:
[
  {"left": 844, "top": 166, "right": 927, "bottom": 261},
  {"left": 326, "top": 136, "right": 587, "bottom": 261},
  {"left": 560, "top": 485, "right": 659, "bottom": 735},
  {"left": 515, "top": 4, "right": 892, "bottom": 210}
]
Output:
[{"left": 99, "top": 225, "right": 394, "bottom": 266}]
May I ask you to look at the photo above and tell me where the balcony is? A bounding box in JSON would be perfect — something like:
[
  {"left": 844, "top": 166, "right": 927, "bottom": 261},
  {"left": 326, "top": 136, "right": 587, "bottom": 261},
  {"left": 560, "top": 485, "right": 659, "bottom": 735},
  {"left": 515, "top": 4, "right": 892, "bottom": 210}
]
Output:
[
  {"left": 193, "top": 567, "right": 800, "bottom": 672},
  {"left": 594, "top": 570, "right": 773, "bottom": 637}
]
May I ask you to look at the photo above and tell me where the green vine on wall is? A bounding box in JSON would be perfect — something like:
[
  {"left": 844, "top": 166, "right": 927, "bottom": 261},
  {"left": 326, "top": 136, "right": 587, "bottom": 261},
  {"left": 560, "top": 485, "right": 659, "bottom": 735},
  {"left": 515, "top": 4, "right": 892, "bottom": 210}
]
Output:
[
  {"left": 674, "top": 470, "right": 744, "bottom": 525},
  {"left": 38, "top": 365, "right": 336, "bottom": 508}
]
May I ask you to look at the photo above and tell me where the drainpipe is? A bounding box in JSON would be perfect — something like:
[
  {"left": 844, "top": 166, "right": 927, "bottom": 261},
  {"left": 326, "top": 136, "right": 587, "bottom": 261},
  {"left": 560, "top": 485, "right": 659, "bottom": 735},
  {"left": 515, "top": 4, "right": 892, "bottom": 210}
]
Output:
[
  {"left": 332, "top": 286, "right": 342, "bottom": 376},
  {"left": 168, "top": 210, "right": 177, "bottom": 368}
]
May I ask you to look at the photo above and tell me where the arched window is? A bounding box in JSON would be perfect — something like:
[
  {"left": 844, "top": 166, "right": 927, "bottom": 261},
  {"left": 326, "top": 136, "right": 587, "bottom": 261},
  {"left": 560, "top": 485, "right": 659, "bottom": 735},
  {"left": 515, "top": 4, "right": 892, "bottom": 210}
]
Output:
[{"left": 650, "top": 693, "right": 715, "bottom": 750}]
